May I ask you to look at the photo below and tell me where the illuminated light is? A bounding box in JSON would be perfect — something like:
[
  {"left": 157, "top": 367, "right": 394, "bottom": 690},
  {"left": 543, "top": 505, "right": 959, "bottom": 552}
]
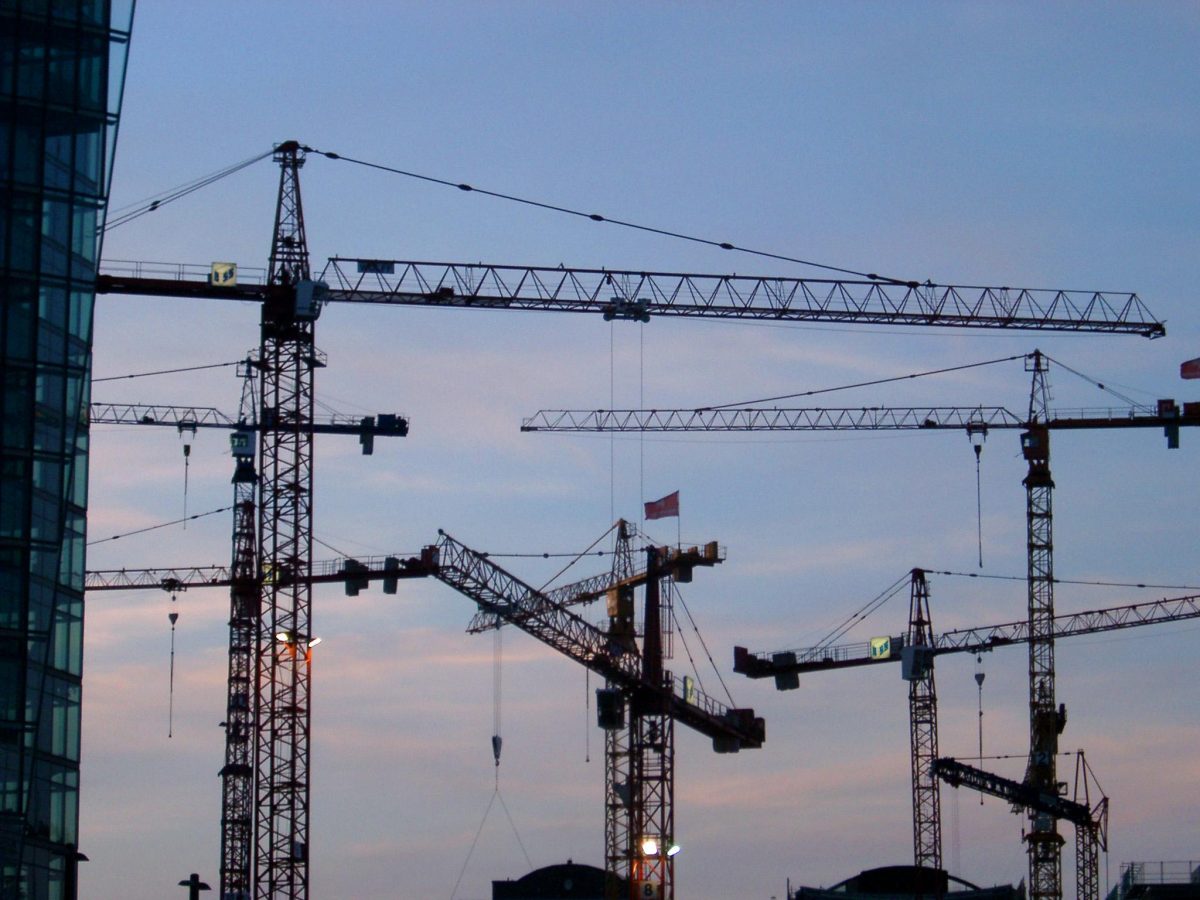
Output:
[
  {"left": 276, "top": 631, "right": 293, "bottom": 643},
  {"left": 640, "top": 837, "right": 658, "bottom": 856},
  {"left": 666, "top": 843, "right": 681, "bottom": 857},
  {"left": 307, "top": 636, "right": 323, "bottom": 648}
]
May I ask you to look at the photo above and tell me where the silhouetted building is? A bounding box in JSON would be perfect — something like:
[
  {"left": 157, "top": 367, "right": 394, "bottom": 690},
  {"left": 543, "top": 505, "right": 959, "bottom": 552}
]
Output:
[
  {"left": 492, "top": 861, "right": 624, "bottom": 900},
  {"left": 0, "top": 2, "right": 132, "bottom": 897},
  {"left": 790, "top": 865, "right": 1024, "bottom": 900},
  {"left": 1105, "top": 862, "right": 1200, "bottom": 900}
]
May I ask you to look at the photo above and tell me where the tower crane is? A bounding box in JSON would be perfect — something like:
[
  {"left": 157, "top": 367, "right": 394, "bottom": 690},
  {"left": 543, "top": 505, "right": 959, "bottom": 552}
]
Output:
[
  {"left": 90, "top": 365, "right": 408, "bottom": 898},
  {"left": 520, "top": 349, "right": 1196, "bottom": 900},
  {"left": 734, "top": 577, "right": 1198, "bottom": 900},
  {"left": 94, "top": 136, "right": 1166, "bottom": 900},
  {"left": 422, "top": 527, "right": 763, "bottom": 900}
]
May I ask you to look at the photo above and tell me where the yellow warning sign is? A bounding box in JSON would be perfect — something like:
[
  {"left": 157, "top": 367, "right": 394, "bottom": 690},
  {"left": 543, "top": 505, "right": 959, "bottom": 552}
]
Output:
[{"left": 210, "top": 262, "right": 238, "bottom": 286}]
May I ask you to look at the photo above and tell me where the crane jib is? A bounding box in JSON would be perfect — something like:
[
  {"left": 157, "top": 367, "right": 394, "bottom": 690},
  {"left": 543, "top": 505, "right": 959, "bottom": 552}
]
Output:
[{"left": 95, "top": 264, "right": 1167, "bottom": 337}]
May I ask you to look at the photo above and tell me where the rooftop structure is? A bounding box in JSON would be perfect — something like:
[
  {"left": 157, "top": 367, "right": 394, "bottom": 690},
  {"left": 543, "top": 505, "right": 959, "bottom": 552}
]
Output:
[{"left": 1105, "top": 862, "right": 1200, "bottom": 900}]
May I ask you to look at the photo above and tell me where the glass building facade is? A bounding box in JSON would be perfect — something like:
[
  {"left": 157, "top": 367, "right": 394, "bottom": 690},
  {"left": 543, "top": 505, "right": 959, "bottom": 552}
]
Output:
[{"left": 0, "top": 1, "right": 131, "bottom": 897}]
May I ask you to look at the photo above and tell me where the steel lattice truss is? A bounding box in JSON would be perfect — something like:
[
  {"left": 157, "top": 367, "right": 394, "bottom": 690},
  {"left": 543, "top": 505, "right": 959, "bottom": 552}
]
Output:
[
  {"left": 318, "top": 258, "right": 1165, "bottom": 335},
  {"left": 933, "top": 758, "right": 1091, "bottom": 828},
  {"left": 604, "top": 719, "right": 632, "bottom": 900},
  {"left": 906, "top": 571, "right": 941, "bottom": 875},
  {"left": 734, "top": 592, "right": 1200, "bottom": 677},
  {"left": 83, "top": 551, "right": 436, "bottom": 593},
  {"left": 255, "top": 144, "right": 315, "bottom": 900},
  {"left": 89, "top": 403, "right": 238, "bottom": 427},
  {"left": 521, "top": 403, "right": 1200, "bottom": 434},
  {"left": 1073, "top": 754, "right": 1109, "bottom": 900},
  {"left": 428, "top": 531, "right": 758, "bottom": 745},
  {"left": 1025, "top": 471, "right": 1062, "bottom": 900},
  {"left": 522, "top": 406, "right": 1026, "bottom": 433},
  {"left": 221, "top": 474, "right": 258, "bottom": 898},
  {"left": 466, "top": 522, "right": 641, "bottom": 633}
]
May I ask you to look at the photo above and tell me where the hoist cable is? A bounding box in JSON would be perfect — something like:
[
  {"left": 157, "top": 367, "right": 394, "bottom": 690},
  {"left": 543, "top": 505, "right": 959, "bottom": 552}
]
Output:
[
  {"left": 103, "top": 148, "right": 274, "bottom": 231},
  {"left": 1043, "top": 353, "right": 1148, "bottom": 408},
  {"left": 300, "top": 144, "right": 916, "bottom": 285},
  {"left": 492, "top": 629, "right": 502, "bottom": 772},
  {"left": 701, "top": 353, "right": 1026, "bottom": 411},
  {"left": 926, "top": 569, "right": 1200, "bottom": 591},
  {"left": 449, "top": 791, "right": 497, "bottom": 900},
  {"left": 87, "top": 506, "right": 232, "bottom": 546},
  {"left": 494, "top": 790, "right": 534, "bottom": 871},
  {"left": 448, "top": 787, "right": 533, "bottom": 900},
  {"left": 814, "top": 572, "right": 912, "bottom": 650},
  {"left": 676, "top": 591, "right": 736, "bottom": 707},
  {"left": 535, "top": 522, "right": 618, "bottom": 594},
  {"left": 975, "top": 448, "right": 984, "bottom": 569},
  {"left": 93, "top": 359, "right": 242, "bottom": 383},
  {"left": 313, "top": 535, "right": 353, "bottom": 559},
  {"left": 168, "top": 611, "right": 177, "bottom": 739}
]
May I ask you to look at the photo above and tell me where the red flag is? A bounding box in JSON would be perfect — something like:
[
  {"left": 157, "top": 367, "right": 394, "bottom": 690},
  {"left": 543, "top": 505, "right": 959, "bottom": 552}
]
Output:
[
  {"left": 644, "top": 491, "right": 679, "bottom": 520},
  {"left": 1182, "top": 357, "right": 1200, "bottom": 380}
]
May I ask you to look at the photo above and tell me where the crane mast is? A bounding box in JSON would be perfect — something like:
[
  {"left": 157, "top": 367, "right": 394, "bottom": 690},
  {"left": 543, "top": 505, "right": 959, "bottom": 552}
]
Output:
[
  {"left": 256, "top": 141, "right": 318, "bottom": 900},
  {"left": 1021, "top": 351, "right": 1063, "bottom": 900},
  {"left": 221, "top": 366, "right": 260, "bottom": 899},
  {"left": 905, "top": 570, "right": 941, "bottom": 880}
]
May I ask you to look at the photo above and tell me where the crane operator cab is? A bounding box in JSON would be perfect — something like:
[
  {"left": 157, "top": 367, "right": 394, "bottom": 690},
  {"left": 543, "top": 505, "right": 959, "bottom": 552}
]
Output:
[
  {"left": 230, "top": 428, "right": 256, "bottom": 484},
  {"left": 1021, "top": 425, "right": 1049, "bottom": 464}
]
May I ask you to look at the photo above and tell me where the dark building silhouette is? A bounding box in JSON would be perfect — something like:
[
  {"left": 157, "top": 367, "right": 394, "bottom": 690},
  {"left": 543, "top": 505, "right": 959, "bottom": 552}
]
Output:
[
  {"left": 790, "top": 866, "right": 1024, "bottom": 900},
  {"left": 0, "top": 1, "right": 132, "bottom": 897},
  {"left": 492, "top": 861, "right": 625, "bottom": 900}
]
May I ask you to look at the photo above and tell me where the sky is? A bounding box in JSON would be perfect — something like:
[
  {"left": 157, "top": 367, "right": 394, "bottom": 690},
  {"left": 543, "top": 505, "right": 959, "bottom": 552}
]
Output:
[{"left": 82, "top": 3, "right": 1199, "bottom": 899}]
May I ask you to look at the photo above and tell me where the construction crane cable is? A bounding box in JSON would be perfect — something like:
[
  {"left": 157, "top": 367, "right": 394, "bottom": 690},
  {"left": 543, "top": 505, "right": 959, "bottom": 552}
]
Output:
[
  {"left": 676, "top": 592, "right": 736, "bottom": 707},
  {"left": 449, "top": 790, "right": 497, "bottom": 900},
  {"left": 300, "top": 144, "right": 916, "bottom": 285},
  {"left": 494, "top": 790, "right": 534, "bottom": 871},
  {"left": 167, "top": 606, "right": 178, "bottom": 739},
  {"left": 103, "top": 148, "right": 274, "bottom": 231},
  {"left": 493, "top": 629, "right": 502, "bottom": 772},
  {"left": 448, "top": 787, "right": 533, "bottom": 900},
  {"left": 815, "top": 572, "right": 912, "bottom": 650},
  {"left": 700, "top": 353, "right": 1027, "bottom": 411},
  {"left": 86, "top": 506, "right": 232, "bottom": 546},
  {"left": 926, "top": 569, "right": 1200, "bottom": 592},
  {"left": 93, "top": 360, "right": 242, "bottom": 383},
  {"left": 1042, "top": 353, "right": 1150, "bottom": 408},
  {"left": 313, "top": 535, "right": 354, "bottom": 559},
  {"left": 535, "top": 522, "right": 618, "bottom": 594},
  {"left": 672, "top": 602, "right": 704, "bottom": 697}
]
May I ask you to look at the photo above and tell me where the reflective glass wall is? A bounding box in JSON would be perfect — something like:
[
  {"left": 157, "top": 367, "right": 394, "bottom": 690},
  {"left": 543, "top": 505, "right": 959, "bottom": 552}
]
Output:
[{"left": 0, "top": 1, "right": 131, "bottom": 897}]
